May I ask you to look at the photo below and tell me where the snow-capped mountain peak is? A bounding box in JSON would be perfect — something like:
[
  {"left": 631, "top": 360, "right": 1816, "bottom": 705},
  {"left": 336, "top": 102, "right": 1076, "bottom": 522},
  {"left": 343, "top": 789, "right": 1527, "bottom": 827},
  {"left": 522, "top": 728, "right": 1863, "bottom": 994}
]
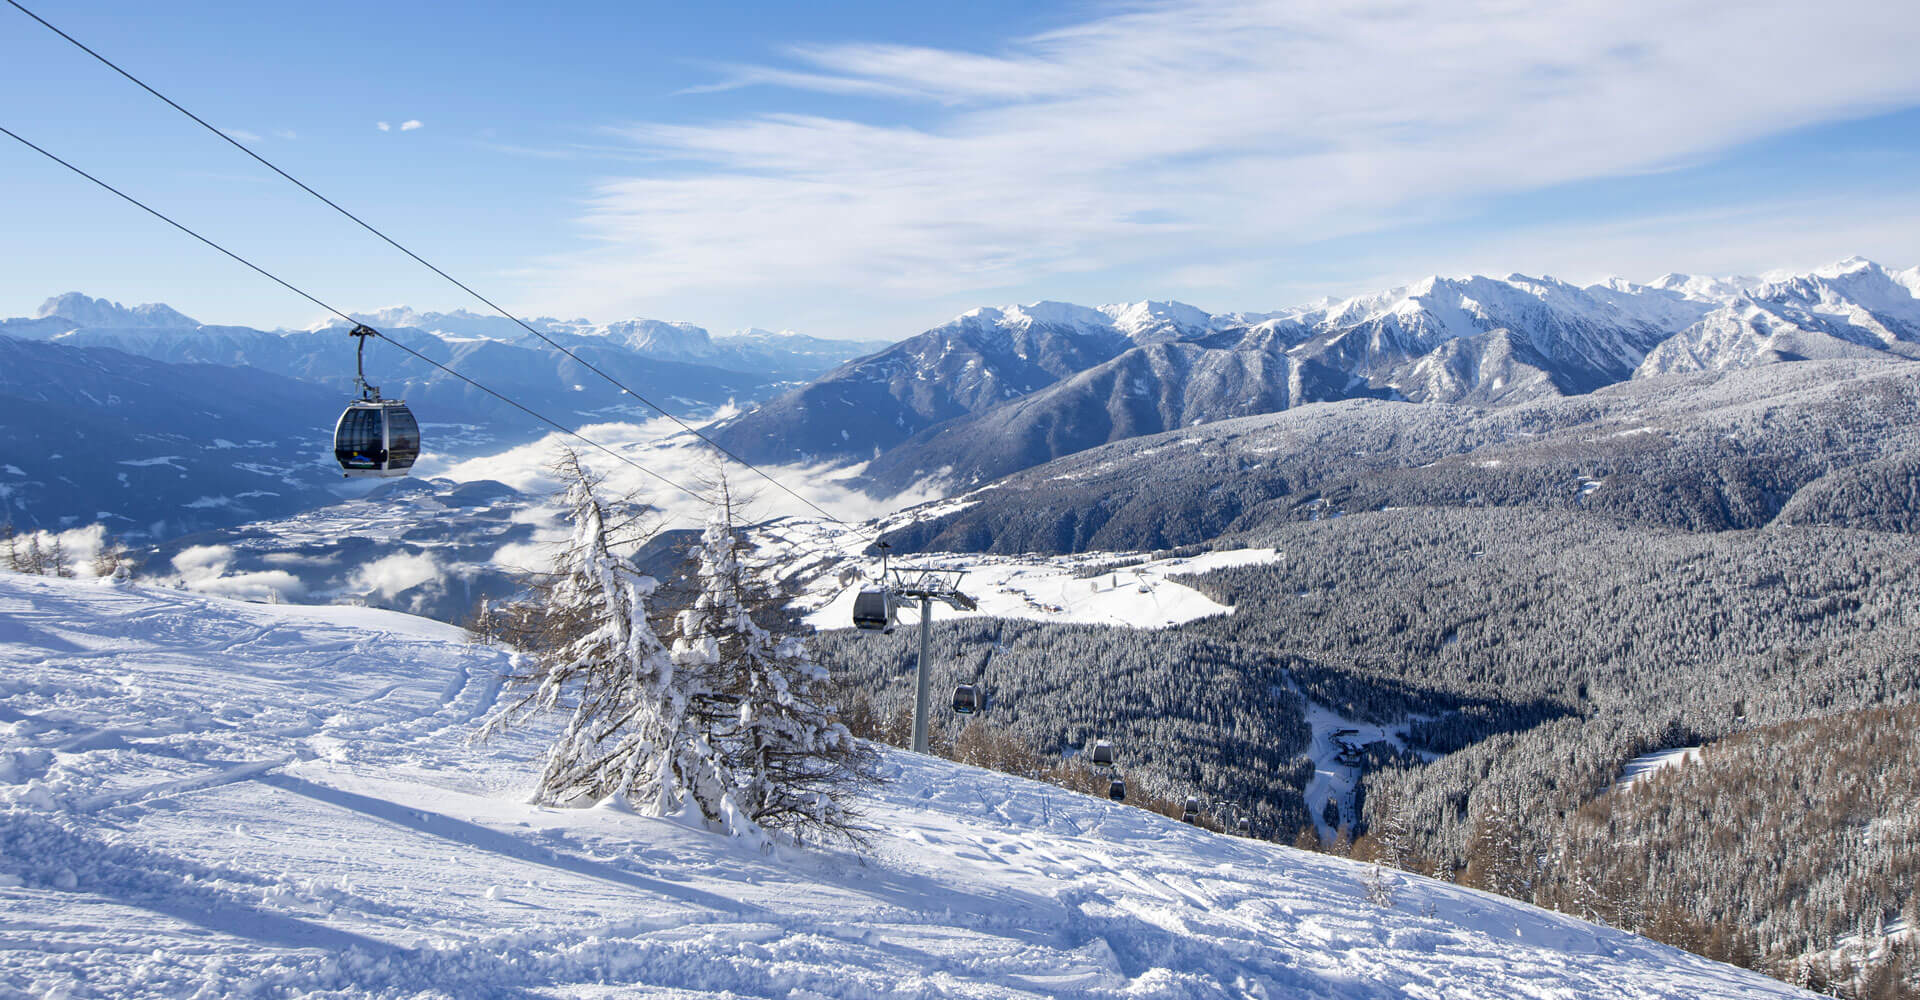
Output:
[
  {"left": 1003, "top": 300, "right": 1117, "bottom": 332},
  {"left": 1811, "top": 254, "right": 1878, "bottom": 279},
  {"left": 1099, "top": 299, "right": 1218, "bottom": 343},
  {"left": 308, "top": 306, "right": 572, "bottom": 343},
  {"left": 599, "top": 317, "right": 717, "bottom": 357},
  {"left": 1636, "top": 257, "right": 1920, "bottom": 377},
  {"left": 1752, "top": 258, "right": 1920, "bottom": 328},
  {"left": 36, "top": 292, "right": 198, "bottom": 329},
  {"left": 1639, "top": 273, "right": 1760, "bottom": 299}
]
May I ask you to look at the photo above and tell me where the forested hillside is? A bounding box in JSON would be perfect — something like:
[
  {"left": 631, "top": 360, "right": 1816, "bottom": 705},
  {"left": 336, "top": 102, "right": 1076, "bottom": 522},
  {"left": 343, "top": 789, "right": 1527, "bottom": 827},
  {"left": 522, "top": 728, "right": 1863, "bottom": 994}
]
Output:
[
  {"left": 812, "top": 619, "right": 1321, "bottom": 836},
  {"left": 823, "top": 505, "right": 1920, "bottom": 995},
  {"left": 1527, "top": 704, "right": 1920, "bottom": 997}
]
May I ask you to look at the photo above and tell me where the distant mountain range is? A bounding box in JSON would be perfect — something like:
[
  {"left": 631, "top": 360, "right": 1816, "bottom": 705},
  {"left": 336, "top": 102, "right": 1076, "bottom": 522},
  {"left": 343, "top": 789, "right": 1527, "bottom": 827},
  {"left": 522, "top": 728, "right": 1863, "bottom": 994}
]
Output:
[
  {"left": 711, "top": 257, "right": 1920, "bottom": 494},
  {"left": 23, "top": 293, "right": 892, "bottom": 381},
  {"left": 0, "top": 293, "right": 890, "bottom": 539},
  {"left": 314, "top": 304, "right": 892, "bottom": 383},
  {"left": 8, "top": 258, "right": 1918, "bottom": 543},
  {"left": 5, "top": 294, "right": 891, "bottom": 443}
]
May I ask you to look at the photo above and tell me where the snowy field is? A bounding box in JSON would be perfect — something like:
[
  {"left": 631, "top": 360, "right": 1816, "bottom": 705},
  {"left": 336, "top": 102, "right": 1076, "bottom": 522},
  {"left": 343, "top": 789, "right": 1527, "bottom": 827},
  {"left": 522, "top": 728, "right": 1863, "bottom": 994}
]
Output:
[
  {"left": 797, "top": 547, "right": 1281, "bottom": 632},
  {"left": 0, "top": 574, "right": 1811, "bottom": 999},
  {"left": 1612, "top": 746, "right": 1704, "bottom": 793},
  {"left": 1292, "top": 697, "right": 1436, "bottom": 843},
  {"left": 748, "top": 513, "right": 1284, "bottom": 633}
]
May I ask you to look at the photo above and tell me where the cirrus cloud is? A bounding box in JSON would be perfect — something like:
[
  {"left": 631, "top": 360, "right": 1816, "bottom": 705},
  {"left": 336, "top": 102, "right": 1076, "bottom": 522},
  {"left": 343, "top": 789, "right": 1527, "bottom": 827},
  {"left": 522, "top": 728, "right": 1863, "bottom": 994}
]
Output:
[{"left": 532, "top": 0, "right": 1920, "bottom": 317}]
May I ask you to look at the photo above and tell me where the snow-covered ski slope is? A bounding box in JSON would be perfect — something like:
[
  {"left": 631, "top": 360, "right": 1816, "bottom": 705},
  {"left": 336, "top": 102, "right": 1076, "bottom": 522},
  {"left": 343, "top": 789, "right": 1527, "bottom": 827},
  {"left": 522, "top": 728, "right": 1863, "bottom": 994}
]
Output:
[{"left": 1, "top": 574, "right": 1808, "bottom": 999}]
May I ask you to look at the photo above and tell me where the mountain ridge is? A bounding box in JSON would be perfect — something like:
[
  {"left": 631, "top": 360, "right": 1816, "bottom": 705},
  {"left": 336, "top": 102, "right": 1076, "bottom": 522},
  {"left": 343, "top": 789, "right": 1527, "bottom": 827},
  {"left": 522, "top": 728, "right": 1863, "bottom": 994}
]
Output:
[
  {"left": 873, "top": 356, "right": 1920, "bottom": 555},
  {"left": 35, "top": 291, "right": 199, "bottom": 329},
  {"left": 8, "top": 293, "right": 890, "bottom": 384},
  {"left": 712, "top": 258, "right": 1919, "bottom": 495}
]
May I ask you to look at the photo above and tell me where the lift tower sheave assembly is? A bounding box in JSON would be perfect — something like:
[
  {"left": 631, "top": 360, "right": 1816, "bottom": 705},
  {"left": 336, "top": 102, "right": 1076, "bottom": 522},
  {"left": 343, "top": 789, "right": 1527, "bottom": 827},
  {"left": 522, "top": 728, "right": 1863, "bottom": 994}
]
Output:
[{"left": 891, "top": 566, "right": 976, "bottom": 755}]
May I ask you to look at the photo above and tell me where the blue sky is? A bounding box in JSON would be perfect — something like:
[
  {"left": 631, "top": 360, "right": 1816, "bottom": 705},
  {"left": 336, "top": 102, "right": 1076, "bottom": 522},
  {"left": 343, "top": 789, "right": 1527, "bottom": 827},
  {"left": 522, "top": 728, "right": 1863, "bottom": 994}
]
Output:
[{"left": 4, "top": 0, "right": 1919, "bottom": 340}]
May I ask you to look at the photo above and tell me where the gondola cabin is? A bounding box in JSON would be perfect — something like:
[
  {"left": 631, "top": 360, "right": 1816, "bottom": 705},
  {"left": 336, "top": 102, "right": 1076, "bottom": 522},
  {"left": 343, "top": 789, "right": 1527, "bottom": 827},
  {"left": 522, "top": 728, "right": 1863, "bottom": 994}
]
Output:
[
  {"left": 852, "top": 588, "right": 895, "bottom": 633},
  {"left": 952, "top": 683, "right": 982, "bottom": 715},
  {"left": 333, "top": 398, "right": 420, "bottom": 478},
  {"left": 1181, "top": 796, "right": 1200, "bottom": 824},
  {"left": 1107, "top": 777, "right": 1126, "bottom": 802},
  {"left": 1090, "top": 740, "right": 1115, "bottom": 767}
]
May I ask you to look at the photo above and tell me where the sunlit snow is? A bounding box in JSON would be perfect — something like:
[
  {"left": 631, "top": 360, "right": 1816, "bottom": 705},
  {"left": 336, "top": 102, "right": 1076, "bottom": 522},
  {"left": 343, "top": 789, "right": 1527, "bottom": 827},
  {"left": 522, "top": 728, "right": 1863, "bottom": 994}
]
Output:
[{"left": 0, "top": 574, "right": 1807, "bottom": 998}]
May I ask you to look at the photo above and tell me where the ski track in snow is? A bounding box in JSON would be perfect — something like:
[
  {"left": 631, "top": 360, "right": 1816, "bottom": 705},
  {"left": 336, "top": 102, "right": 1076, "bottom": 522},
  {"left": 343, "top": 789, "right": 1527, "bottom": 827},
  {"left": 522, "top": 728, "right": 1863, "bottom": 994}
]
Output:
[{"left": 0, "top": 574, "right": 1812, "bottom": 999}]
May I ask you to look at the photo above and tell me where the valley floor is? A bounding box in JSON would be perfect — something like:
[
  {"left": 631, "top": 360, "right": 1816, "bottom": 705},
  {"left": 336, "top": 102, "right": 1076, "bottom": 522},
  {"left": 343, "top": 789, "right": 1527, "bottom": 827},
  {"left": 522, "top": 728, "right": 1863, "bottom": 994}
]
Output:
[{"left": 0, "top": 575, "right": 1808, "bottom": 999}]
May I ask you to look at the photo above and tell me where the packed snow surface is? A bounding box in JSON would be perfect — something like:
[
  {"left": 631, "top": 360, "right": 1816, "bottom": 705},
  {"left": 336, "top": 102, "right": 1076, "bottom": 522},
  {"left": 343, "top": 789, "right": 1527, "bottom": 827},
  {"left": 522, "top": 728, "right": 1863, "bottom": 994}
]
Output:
[
  {"left": 1612, "top": 746, "right": 1705, "bottom": 792},
  {"left": 0, "top": 574, "right": 1809, "bottom": 998}
]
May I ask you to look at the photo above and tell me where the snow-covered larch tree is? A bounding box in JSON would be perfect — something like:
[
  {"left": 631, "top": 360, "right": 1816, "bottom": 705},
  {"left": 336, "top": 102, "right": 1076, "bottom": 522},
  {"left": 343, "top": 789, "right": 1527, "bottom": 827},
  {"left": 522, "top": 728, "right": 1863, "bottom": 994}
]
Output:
[
  {"left": 668, "top": 478, "right": 881, "bottom": 847},
  {"left": 477, "top": 450, "right": 729, "bottom": 817}
]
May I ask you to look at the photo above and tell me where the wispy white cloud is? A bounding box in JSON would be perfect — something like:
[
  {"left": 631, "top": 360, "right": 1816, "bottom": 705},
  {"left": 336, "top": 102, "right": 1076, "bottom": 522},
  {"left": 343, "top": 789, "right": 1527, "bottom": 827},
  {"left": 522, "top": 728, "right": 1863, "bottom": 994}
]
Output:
[
  {"left": 377, "top": 121, "right": 392, "bottom": 132},
  {"left": 349, "top": 551, "right": 442, "bottom": 598},
  {"left": 170, "top": 543, "right": 306, "bottom": 602},
  {"left": 225, "top": 127, "right": 298, "bottom": 142},
  {"left": 532, "top": 0, "right": 1920, "bottom": 319},
  {"left": 399, "top": 119, "right": 424, "bottom": 131},
  {"left": 474, "top": 140, "right": 578, "bottom": 160},
  {"left": 674, "top": 64, "right": 940, "bottom": 100}
]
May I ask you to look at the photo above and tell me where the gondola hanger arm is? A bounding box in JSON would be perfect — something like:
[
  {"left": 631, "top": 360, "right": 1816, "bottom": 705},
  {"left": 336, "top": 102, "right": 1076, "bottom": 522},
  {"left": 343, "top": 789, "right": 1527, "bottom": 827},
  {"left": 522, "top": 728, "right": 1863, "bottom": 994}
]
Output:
[{"left": 347, "top": 323, "right": 383, "bottom": 401}]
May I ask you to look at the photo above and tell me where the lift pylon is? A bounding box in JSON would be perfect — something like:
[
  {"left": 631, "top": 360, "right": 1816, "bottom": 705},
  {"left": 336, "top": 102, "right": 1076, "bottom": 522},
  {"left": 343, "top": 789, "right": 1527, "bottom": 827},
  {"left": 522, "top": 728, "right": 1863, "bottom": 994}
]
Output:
[{"left": 886, "top": 564, "right": 976, "bottom": 755}]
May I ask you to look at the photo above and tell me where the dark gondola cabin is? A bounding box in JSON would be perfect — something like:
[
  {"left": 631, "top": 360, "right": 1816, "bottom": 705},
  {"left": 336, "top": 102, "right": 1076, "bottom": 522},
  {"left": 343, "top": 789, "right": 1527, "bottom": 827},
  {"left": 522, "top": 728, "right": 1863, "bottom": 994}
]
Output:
[
  {"left": 1108, "top": 777, "right": 1126, "bottom": 802},
  {"left": 1091, "top": 740, "right": 1115, "bottom": 767},
  {"left": 852, "top": 588, "right": 894, "bottom": 633},
  {"left": 333, "top": 324, "right": 420, "bottom": 479},
  {"left": 952, "top": 683, "right": 981, "bottom": 715},
  {"left": 333, "top": 399, "right": 420, "bottom": 478},
  {"left": 1182, "top": 796, "right": 1200, "bottom": 824}
]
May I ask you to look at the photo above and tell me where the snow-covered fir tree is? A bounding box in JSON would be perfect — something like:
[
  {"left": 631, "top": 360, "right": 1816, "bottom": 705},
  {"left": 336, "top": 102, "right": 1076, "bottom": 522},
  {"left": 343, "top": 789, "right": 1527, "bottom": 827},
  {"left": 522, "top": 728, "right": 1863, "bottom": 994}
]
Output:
[
  {"left": 668, "top": 478, "right": 880, "bottom": 847},
  {"left": 478, "top": 456, "right": 877, "bottom": 848},
  {"left": 478, "top": 451, "right": 730, "bottom": 818}
]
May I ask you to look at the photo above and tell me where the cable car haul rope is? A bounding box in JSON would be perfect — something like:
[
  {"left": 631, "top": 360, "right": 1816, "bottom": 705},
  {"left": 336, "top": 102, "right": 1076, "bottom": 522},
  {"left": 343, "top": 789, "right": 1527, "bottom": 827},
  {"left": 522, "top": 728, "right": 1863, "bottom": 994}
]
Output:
[
  {"left": 7, "top": 0, "right": 860, "bottom": 529},
  {"left": 4, "top": 0, "right": 871, "bottom": 532},
  {"left": 0, "top": 122, "right": 715, "bottom": 504}
]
